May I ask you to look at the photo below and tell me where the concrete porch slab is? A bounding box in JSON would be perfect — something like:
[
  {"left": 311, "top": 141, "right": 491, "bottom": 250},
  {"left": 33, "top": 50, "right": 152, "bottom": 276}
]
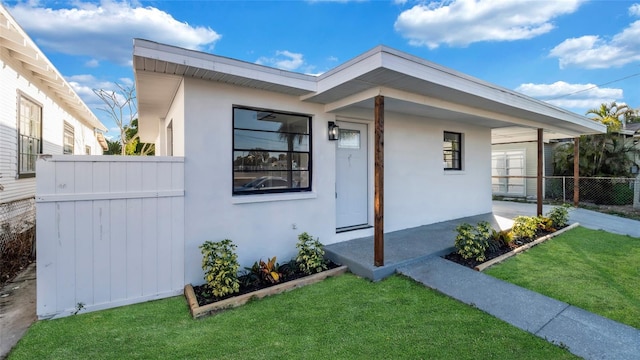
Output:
[{"left": 324, "top": 212, "right": 513, "bottom": 281}]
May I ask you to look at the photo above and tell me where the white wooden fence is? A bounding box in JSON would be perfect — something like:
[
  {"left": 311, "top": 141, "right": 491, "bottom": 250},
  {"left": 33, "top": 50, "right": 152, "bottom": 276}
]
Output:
[{"left": 36, "top": 155, "right": 185, "bottom": 319}]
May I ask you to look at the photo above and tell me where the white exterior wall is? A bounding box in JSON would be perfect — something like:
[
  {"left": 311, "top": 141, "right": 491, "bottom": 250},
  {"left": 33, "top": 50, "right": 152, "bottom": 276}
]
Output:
[
  {"left": 181, "top": 79, "right": 336, "bottom": 285},
  {"left": 156, "top": 79, "right": 185, "bottom": 157},
  {"left": 0, "top": 56, "right": 103, "bottom": 204},
  {"left": 36, "top": 156, "right": 184, "bottom": 319},
  {"left": 178, "top": 79, "right": 491, "bottom": 286}
]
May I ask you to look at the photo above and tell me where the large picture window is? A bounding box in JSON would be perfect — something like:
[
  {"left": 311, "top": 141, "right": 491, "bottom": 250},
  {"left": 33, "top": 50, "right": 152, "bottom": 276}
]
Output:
[
  {"left": 443, "top": 131, "right": 462, "bottom": 170},
  {"left": 18, "top": 95, "right": 42, "bottom": 177},
  {"left": 233, "top": 107, "right": 311, "bottom": 195}
]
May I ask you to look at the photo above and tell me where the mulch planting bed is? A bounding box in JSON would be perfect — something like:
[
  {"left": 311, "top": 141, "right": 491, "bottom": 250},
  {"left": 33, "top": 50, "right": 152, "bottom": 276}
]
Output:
[
  {"left": 193, "top": 260, "right": 341, "bottom": 307},
  {"left": 444, "top": 227, "right": 565, "bottom": 269}
]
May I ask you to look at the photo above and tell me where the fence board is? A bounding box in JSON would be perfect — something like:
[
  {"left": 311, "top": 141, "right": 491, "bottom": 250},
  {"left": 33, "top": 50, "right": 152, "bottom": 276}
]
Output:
[
  {"left": 93, "top": 201, "right": 111, "bottom": 305},
  {"left": 109, "top": 199, "right": 127, "bottom": 302},
  {"left": 74, "top": 201, "right": 94, "bottom": 306},
  {"left": 36, "top": 156, "right": 185, "bottom": 319},
  {"left": 56, "top": 202, "right": 76, "bottom": 312},
  {"left": 36, "top": 202, "right": 57, "bottom": 315},
  {"left": 126, "top": 198, "right": 143, "bottom": 299},
  {"left": 141, "top": 197, "right": 158, "bottom": 297}
]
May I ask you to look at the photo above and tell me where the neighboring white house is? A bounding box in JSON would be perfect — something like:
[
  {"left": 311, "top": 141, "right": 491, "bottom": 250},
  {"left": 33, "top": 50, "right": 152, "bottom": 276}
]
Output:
[
  {"left": 133, "top": 39, "right": 605, "bottom": 286},
  {"left": 490, "top": 141, "right": 557, "bottom": 198},
  {"left": 0, "top": 4, "right": 107, "bottom": 204}
]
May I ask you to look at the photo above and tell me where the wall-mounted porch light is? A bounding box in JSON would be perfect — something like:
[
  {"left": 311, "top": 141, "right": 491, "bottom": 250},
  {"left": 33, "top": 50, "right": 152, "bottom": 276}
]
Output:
[{"left": 328, "top": 121, "right": 340, "bottom": 141}]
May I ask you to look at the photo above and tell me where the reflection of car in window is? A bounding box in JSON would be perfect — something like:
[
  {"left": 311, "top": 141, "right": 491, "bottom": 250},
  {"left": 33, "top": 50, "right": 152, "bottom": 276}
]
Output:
[{"left": 234, "top": 176, "right": 288, "bottom": 193}]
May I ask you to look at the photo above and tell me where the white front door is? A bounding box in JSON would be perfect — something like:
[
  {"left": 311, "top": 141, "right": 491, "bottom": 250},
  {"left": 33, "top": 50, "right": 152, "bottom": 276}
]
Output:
[{"left": 336, "top": 121, "right": 368, "bottom": 229}]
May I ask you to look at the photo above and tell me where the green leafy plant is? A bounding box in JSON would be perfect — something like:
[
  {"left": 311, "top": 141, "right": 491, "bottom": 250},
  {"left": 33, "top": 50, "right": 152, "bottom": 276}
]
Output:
[
  {"left": 200, "top": 239, "right": 240, "bottom": 297},
  {"left": 546, "top": 205, "right": 570, "bottom": 228},
  {"left": 454, "top": 221, "right": 493, "bottom": 262},
  {"left": 490, "top": 229, "right": 514, "bottom": 251},
  {"left": 278, "top": 259, "right": 298, "bottom": 278},
  {"left": 296, "top": 232, "right": 328, "bottom": 275},
  {"left": 536, "top": 216, "right": 556, "bottom": 232},
  {"left": 511, "top": 216, "right": 538, "bottom": 240},
  {"left": 259, "top": 257, "right": 282, "bottom": 284}
]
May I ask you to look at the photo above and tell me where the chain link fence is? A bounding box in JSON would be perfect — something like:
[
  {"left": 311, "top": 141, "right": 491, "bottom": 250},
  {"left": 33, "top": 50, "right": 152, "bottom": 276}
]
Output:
[
  {"left": 1, "top": 197, "right": 36, "bottom": 285},
  {"left": 544, "top": 176, "right": 639, "bottom": 206},
  {"left": 493, "top": 176, "right": 640, "bottom": 208}
]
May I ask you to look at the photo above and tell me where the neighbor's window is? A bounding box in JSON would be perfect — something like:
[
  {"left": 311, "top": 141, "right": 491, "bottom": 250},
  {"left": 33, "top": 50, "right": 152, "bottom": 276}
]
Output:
[
  {"left": 233, "top": 107, "right": 311, "bottom": 195},
  {"left": 443, "top": 131, "right": 462, "bottom": 170},
  {"left": 85, "top": 146, "right": 91, "bottom": 155},
  {"left": 18, "top": 95, "right": 42, "bottom": 176},
  {"left": 63, "top": 122, "right": 74, "bottom": 155}
]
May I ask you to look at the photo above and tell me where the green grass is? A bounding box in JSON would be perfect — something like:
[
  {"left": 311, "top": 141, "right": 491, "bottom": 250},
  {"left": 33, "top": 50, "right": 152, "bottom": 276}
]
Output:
[
  {"left": 9, "top": 274, "right": 575, "bottom": 359},
  {"left": 486, "top": 226, "right": 640, "bottom": 329}
]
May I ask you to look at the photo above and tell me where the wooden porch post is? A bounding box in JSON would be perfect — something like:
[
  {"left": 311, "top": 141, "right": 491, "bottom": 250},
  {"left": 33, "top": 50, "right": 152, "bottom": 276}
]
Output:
[
  {"left": 537, "top": 128, "right": 543, "bottom": 216},
  {"left": 374, "top": 95, "right": 384, "bottom": 267},
  {"left": 573, "top": 137, "right": 580, "bottom": 207}
]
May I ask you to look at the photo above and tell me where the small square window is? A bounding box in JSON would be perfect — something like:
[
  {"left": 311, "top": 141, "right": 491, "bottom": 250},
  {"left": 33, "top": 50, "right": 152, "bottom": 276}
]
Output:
[{"left": 443, "top": 131, "right": 462, "bottom": 170}]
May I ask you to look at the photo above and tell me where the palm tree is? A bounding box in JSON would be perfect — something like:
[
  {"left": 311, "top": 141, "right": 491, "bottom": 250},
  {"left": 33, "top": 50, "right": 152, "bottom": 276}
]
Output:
[{"left": 585, "top": 102, "right": 633, "bottom": 132}]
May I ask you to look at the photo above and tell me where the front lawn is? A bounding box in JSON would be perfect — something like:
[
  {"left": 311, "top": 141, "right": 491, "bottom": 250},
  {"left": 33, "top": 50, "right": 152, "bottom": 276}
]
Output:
[
  {"left": 9, "top": 274, "right": 575, "bottom": 359},
  {"left": 486, "top": 226, "right": 640, "bottom": 329}
]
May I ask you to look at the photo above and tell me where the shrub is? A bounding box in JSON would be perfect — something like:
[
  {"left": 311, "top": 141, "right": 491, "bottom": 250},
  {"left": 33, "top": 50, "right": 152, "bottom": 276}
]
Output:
[
  {"left": 454, "top": 221, "right": 493, "bottom": 262},
  {"left": 536, "top": 216, "right": 555, "bottom": 232},
  {"left": 546, "top": 205, "right": 570, "bottom": 228},
  {"left": 296, "top": 232, "right": 328, "bottom": 275},
  {"left": 200, "top": 239, "right": 240, "bottom": 297},
  {"left": 259, "top": 257, "right": 282, "bottom": 284},
  {"left": 511, "top": 216, "right": 538, "bottom": 240},
  {"left": 490, "top": 229, "right": 514, "bottom": 250}
]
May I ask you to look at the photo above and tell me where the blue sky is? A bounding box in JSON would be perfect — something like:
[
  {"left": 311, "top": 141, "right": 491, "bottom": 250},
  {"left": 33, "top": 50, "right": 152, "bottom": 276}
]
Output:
[{"left": 3, "top": 0, "right": 640, "bottom": 137}]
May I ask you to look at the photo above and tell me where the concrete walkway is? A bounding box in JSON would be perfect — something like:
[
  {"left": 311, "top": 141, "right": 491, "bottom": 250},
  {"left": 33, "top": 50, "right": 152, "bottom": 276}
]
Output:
[
  {"left": 0, "top": 263, "right": 36, "bottom": 359},
  {"left": 328, "top": 201, "right": 640, "bottom": 359},
  {"left": 398, "top": 202, "right": 640, "bottom": 360},
  {"left": 398, "top": 257, "right": 640, "bottom": 360}
]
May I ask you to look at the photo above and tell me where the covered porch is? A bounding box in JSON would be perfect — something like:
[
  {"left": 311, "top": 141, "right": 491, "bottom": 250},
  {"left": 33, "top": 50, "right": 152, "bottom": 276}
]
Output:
[{"left": 324, "top": 209, "right": 515, "bottom": 281}]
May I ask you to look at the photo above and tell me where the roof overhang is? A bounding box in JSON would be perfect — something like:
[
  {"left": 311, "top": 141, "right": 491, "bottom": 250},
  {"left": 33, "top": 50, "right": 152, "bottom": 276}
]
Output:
[
  {"left": 0, "top": 5, "right": 106, "bottom": 132},
  {"left": 132, "top": 41, "right": 606, "bottom": 144},
  {"left": 133, "top": 39, "right": 317, "bottom": 141}
]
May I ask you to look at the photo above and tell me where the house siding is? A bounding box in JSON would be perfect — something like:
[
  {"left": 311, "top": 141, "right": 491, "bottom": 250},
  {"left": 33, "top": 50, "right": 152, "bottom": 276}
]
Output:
[
  {"left": 0, "top": 52, "right": 103, "bottom": 204},
  {"left": 178, "top": 78, "right": 492, "bottom": 285},
  {"left": 492, "top": 141, "right": 539, "bottom": 198}
]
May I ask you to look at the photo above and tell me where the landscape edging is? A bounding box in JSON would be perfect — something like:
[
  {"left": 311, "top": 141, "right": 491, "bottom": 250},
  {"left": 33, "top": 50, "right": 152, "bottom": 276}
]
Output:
[
  {"left": 184, "top": 265, "right": 348, "bottom": 319},
  {"left": 474, "top": 222, "right": 580, "bottom": 272}
]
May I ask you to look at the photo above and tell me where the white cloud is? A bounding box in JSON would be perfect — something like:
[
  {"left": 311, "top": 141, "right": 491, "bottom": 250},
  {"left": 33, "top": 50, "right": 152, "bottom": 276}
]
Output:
[
  {"left": 550, "top": 4, "right": 640, "bottom": 68},
  {"left": 7, "top": 0, "right": 221, "bottom": 66},
  {"left": 85, "top": 59, "right": 99, "bottom": 67},
  {"left": 516, "top": 81, "right": 623, "bottom": 111},
  {"left": 394, "top": 0, "right": 583, "bottom": 49},
  {"left": 256, "top": 50, "right": 307, "bottom": 71}
]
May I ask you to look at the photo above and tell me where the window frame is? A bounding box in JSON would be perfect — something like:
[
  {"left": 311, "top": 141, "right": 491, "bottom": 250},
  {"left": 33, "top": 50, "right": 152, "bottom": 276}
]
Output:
[
  {"left": 85, "top": 145, "right": 92, "bottom": 155},
  {"left": 443, "top": 131, "right": 462, "bottom": 171},
  {"left": 232, "top": 105, "right": 312, "bottom": 196},
  {"left": 17, "top": 93, "right": 43, "bottom": 178},
  {"left": 63, "top": 121, "right": 75, "bottom": 155}
]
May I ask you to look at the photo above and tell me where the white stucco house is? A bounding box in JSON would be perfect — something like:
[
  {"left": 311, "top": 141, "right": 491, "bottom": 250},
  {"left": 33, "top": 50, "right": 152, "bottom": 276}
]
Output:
[
  {"left": 0, "top": 4, "right": 107, "bottom": 205},
  {"left": 133, "top": 39, "right": 605, "bottom": 286}
]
